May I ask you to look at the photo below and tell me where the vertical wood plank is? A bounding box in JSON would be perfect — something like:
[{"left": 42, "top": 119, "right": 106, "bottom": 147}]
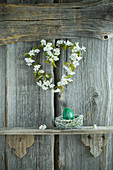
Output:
[
  {"left": 6, "top": 1, "right": 54, "bottom": 170},
  {"left": 0, "top": 45, "right": 6, "bottom": 170},
  {"left": 106, "top": 39, "right": 113, "bottom": 170},
  {"left": 6, "top": 41, "right": 54, "bottom": 169},
  {"left": 55, "top": 37, "right": 111, "bottom": 170}
]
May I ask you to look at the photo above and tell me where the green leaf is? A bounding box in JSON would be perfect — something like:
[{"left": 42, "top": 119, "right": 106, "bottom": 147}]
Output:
[
  {"left": 66, "top": 75, "right": 73, "bottom": 78},
  {"left": 64, "top": 62, "right": 70, "bottom": 66},
  {"left": 33, "top": 47, "right": 36, "bottom": 50},
  {"left": 70, "top": 64, "right": 76, "bottom": 70},
  {"left": 44, "top": 76, "right": 47, "bottom": 81},
  {"left": 62, "top": 45, "right": 67, "bottom": 50},
  {"left": 40, "top": 45, "right": 44, "bottom": 48},
  {"left": 46, "top": 73, "right": 52, "bottom": 78},
  {"left": 34, "top": 72, "right": 37, "bottom": 78},
  {"left": 36, "top": 75, "right": 43, "bottom": 81},
  {"left": 52, "top": 61, "right": 57, "bottom": 68},
  {"left": 60, "top": 86, "right": 64, "bottom": 93},
  {"left": 45, "top": 60, "right": 51, "bottom": 64},
  {"left": 24, "top": 53, "right": 29, "bottom": 56},
  {"left": 51, "top": 44, "right": 55, "bottom": 48},
  {"left": 77, "top": 51, "right": 81, "bottom": 57}
]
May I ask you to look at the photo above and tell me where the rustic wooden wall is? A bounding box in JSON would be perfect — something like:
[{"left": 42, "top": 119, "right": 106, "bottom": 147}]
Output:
[
  {"left": 0, "top": 45, "right": 6, "bottom": 169},
  {"left": 0, "top": 0, "right": 113, "bottom": 170}
]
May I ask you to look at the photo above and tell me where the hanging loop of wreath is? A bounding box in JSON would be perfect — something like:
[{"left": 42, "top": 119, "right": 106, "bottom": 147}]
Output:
[{"left": 24, "top": 39, "right": 86, "bottom": 93}]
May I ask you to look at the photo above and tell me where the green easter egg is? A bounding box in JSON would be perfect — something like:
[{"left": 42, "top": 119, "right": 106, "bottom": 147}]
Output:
[{"left": 63, "top": 107, "right": 74, "bottom": 120}]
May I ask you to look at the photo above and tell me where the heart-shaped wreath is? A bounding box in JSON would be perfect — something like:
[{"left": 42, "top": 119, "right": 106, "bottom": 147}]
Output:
[{"left": 24, "top": 39, "right": 86, "bottom": 93}]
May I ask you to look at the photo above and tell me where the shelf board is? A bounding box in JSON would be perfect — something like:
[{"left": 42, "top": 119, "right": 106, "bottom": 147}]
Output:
[{"left": 0, "top": 126, "right": 113, "bottom": 135}]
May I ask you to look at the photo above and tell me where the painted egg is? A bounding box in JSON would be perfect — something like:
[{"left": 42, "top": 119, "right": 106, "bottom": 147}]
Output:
[{"left": 63, "top": 107, "right": 74, "bottom": 120}]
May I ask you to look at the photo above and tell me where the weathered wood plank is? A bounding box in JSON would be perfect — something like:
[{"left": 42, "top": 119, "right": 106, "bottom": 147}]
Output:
[
  {"left": 0, "top": 126, "right": 113, "bottom": 135},
  {"left": 7, "top": 0, "right": 53, "bottom": 3},
  {"left": 5, "top": 0, "right": 55, "bottom": 168},
  {"left": 106, "top": 39, "right": 113, "bottom": 170},
  {"left": 5, "top": 41, "right": 54, "bottom": 169},
  {"left": 0, "top": 1, "right": 113, "bottom": 44},
  {"left": 55, "top": 37, "right": 112, "bottom": 170},
  {"left": 0, "top": 45, "right": 6, "bottom": 170}
]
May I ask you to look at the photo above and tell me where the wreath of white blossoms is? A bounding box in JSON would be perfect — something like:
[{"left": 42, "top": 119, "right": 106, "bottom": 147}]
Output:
[{"left": 24, "top": 39, "right": 86, "bottom": 93}]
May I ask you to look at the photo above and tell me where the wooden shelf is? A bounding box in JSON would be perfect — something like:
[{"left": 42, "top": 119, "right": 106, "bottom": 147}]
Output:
[{"left": 0, "top": 126, "right": 113, "bottom": 135}]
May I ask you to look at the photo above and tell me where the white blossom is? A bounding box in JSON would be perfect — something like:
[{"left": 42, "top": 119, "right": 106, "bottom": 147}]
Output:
[
  {"left": 25, "top": 58, "right": 35, "bottom": 66},
  {"left": 67, "top": 78, "right": 73, "bottom": 82},
  {"left": 41, "top": 39, "right": 46, "bottom": 46},
  {"left": 37, "top": 80, "right": 42, "bottom": 87},
  {"left": 50, "top": 78, "right": 53, "bottom": 83},
  {"left": 47, "top": 51, "right": 53, "bottom": 57},
  {"left": 53, "top": 56, "right": 59, "bottom": 61},
  {"left": 53, "top": 48, "right": 60, "bottom": 56},
  {"left": 63, "top": 65, "right": 69, "bottom": 71},
  {"left": 81, "top": 46, "right": 86, "bottom": 52},
  {"left": 35, "top": 49, "right": 40, "bottom": 53},
  {"left": 39, "top": 124, "right": 47, "bottom": 130},
  {"left": 33, "top": 65, "right": 41, "bottom": 71},
  {"left": 44, "top": 46, "right": 53, "bottom": 52},
  {"left": 39, "top": 70, "right": 45, "bottom": 74},
  {"left": 66, "top": 67, "right": 75, "bottom": 75},
  {"left": 93, "top": 124, "right": 97, "bottom": 129},
  {"left": 61, "top": 75, "right": 68, "bottom": 85},
  {"left": 70, "top": 53, "right": 78, "bottom": 60},
  {"left": 57, "top": 81, "right": 63, "bottom": 86},
  {"left": 63, "top": 66, "right": 76, "bottom": 75},
  {"left": 44, "top": 80, "right": 50, "bottom": 86},
  {"left": 56, "top": 40, "right": 64, "bottom": 47},
  {"left": 44, "top": 42, "right": 53, "bottom": 52},
  {"left": 57, "top": 75, "right": 68, "bottom": 86},
  {"left": 42, "top": 85, "right": 48, "bottom": 90},
  {"left": 67, "top": 69, "right": 76, "bottom": 75},
  {"left": 77, "top": 56, "right": 82, "bottom": 61},
  {"left": 48, "top": 58, "right": 53, "bottom": 62},
  {"left": 72, "top": 61, "right": 79, "bottom": 67},
  {"left": 46, "top": 75, "right": 49, "bottom": 78},
  {"left": 54, "top": 88, "right": 61, "bottom": 93},
  {"left": 49, "top": 84, "right": 55, "bottom": 88},
  {"left": 64, "top": 40, "right": 73, "bottom": 46},
  {"left": 72, "top": 44, "right": 81, "bottom": 53},
  {"left": 28, "top": 50, "right": 35, "bottom": 56}
]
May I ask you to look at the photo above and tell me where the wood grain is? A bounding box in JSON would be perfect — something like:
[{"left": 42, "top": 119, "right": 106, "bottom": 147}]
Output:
[
  {"left": 0, "top": 1, "right": 113, "bottom": 44},
  {"left": 82, "top": 134, "right": 109, "bottom": 157},
  {"left": 5, "top": 41, "right": 54, "bottom": 169},
  {"left": 5, "top": 2, "right": 54, "bottom": 170},
  {"left": 7, "top": 135, "right": 34, "bottom": 158},
  {"left": 106, "top": 39, "right": 113, "bottom": 170},
  {"left": 0, "top": 127, "right": 113, "bottom": 135},
  {"left": 0, "top": 1, "right": 55, "bottom": 169},
  {"left": 55, "top": 37, "right": 112, "bottom": 170},
  {"left": 0, "top": 45, "right": 6, "bottom": 170}
]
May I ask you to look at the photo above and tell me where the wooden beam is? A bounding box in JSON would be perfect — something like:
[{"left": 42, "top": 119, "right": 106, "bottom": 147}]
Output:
[
  {"left": 0, "top": 126, "right": 113, "bottom": 135},
  {"left": 0, "top": 2, "right": 113, "bottom": 45}
]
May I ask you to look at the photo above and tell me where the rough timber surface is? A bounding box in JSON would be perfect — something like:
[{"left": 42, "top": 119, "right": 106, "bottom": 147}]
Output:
[
  {"left": 0, "top": 126, "right": 113, "bottom": 135},
  {"left": 5, "top": 1, "right": 54, "bottom": 170},
  {"left": 5, "top": 42, "right": 54, "bottom": 169},
  {"left": 0, "top": 1, "right": 113, "bottom": 44},
  {"left": 0, "top": 45, "right": 6, "bottom": 170},
  {"left": 55, "top": 37, "right": 112, "bottom": 170}
]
